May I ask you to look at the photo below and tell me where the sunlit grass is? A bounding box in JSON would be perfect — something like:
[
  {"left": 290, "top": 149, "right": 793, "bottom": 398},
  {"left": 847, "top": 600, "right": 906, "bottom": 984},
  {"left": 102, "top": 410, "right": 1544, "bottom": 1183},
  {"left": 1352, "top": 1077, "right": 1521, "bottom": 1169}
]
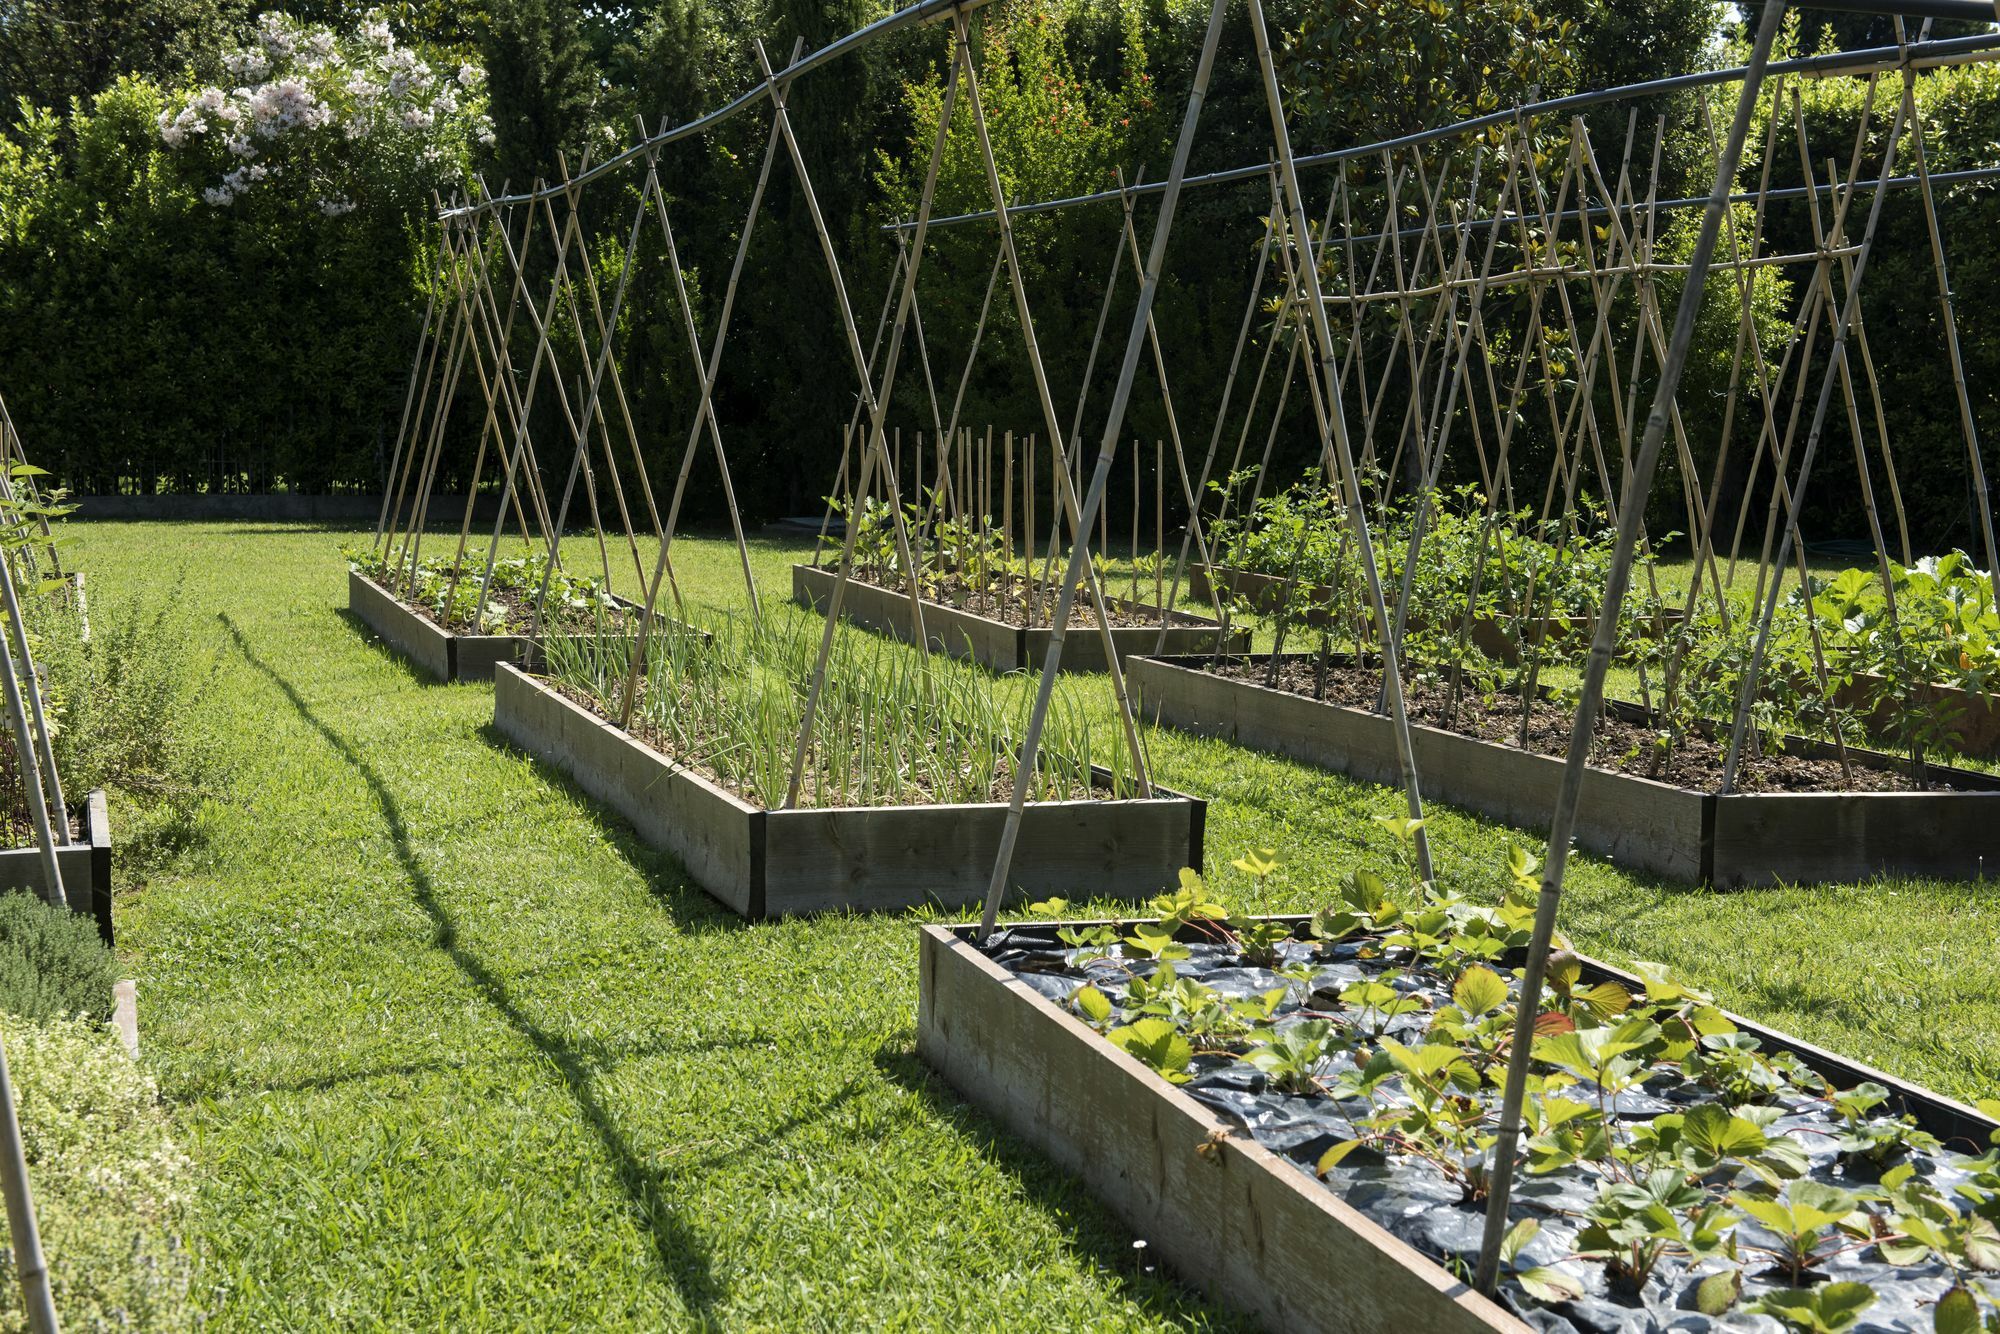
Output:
[{"left": 57, "top": 519, "right": 2000, "bottom": 1328}]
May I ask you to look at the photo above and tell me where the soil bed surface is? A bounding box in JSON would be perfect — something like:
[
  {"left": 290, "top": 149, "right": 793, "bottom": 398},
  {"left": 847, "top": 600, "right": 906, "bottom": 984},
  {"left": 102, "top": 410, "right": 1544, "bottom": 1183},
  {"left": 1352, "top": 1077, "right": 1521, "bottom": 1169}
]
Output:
[
  {"left": 1213, "top": 658, "right": 1944, "bottom": 795},
  {"left": 412, "top": 579, "right": 630, "bottom": 639},
  {"left": 547, "top": 677, "right": 1101, "bottom": 812}
]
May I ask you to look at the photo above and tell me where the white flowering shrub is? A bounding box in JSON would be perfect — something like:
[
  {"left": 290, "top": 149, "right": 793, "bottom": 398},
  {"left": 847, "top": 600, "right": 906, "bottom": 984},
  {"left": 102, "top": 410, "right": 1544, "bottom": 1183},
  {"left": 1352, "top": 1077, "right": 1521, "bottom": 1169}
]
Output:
[
  {"left": 156, "top": 10, "right": 492, "bottom": 215},
  {"left": 0, "top": 1013, "right": 196, "bottom": 1331}
]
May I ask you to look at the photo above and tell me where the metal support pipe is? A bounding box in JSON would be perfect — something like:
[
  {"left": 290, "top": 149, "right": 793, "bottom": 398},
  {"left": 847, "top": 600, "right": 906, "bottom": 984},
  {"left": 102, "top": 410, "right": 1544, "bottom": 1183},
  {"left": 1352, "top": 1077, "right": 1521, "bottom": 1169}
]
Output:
[
  {"left": 0, "top": 1030, "right": 57, "bottom": 1333},
  {"left": 440, "top": 0, "right": 1000, "bottom": 220},
  {"left": 900, "top": 32, "right": 2000, "bottom": 232},
  {"left": 0, "top": 548, "right": 67, "bottom": 844},
  {"left": 0, "top": 549, "right": 62, "bottom": 909}
]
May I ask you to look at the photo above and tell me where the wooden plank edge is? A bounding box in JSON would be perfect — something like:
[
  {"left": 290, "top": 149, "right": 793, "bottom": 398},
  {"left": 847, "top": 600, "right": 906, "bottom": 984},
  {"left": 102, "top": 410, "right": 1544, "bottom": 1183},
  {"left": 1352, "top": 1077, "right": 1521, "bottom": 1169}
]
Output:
[{"left": 112, "top": 980, "right": 137, "bottom": 1059}]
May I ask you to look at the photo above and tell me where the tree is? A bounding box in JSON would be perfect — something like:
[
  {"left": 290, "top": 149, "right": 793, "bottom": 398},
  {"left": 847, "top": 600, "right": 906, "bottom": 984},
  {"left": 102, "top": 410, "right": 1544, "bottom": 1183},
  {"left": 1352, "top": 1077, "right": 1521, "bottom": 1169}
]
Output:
[
  {"left": 481, "top": 0, "right": 596, "bottom": 192},
  {"left": 0, "top": 0, "right": 244, "bottom": 132}
]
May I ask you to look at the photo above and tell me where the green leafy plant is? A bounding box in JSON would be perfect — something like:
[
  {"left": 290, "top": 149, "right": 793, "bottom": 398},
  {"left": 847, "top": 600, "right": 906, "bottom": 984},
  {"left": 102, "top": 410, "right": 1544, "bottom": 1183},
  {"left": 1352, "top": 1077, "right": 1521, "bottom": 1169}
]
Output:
[
  {"left": 1106, "top": 1017, "right": 1193, "bottom": 1084},
  {"left": 1012, "top": 827, "right": 1989, "bottom": 1320},
  {"left": 1729, "top": 1181, "right": 1872, "bottom": 1284},
  {"left": 0, "top": 891, "right": 117, "bottom": 1023},
  {"left": 1245, "top": 1018, "right": 1340, "bottom": 1097},
  {"left": 1739, "top": 1280, "right": 1878, "bottom": 1333},
  {"left": 1574, "top": 1168, "right": 1740, "bottom": 1291}
]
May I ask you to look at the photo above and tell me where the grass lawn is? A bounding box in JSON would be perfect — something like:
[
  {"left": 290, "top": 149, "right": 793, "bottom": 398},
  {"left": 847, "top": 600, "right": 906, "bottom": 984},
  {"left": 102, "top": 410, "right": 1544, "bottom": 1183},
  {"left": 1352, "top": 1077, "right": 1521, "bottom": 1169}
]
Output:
[{"left": 69, "top": 519, "right": 2000, "bottom": 1329}]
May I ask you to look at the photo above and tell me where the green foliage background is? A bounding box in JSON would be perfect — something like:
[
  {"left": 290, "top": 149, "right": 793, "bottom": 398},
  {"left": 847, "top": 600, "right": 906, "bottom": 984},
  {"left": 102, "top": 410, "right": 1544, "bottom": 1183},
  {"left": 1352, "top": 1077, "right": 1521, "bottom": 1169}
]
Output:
[{"left": 0, "top": 0, "right": 1990, "bottom": 552}]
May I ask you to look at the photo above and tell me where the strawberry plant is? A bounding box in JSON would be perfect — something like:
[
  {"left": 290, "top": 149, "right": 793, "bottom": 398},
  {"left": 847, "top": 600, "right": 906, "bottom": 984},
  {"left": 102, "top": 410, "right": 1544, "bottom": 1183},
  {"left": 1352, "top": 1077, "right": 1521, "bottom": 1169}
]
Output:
[{"left": 986, "top": 825, "right": 2000, "bottom": 1328}]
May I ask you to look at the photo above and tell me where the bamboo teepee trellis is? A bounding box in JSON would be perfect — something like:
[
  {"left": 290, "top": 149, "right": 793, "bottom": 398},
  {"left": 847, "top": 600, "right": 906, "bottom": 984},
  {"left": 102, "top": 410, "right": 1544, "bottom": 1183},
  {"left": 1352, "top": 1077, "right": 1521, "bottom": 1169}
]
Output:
[{"left": 366, "top": 0, "right": 2000, "bottom": 1295}]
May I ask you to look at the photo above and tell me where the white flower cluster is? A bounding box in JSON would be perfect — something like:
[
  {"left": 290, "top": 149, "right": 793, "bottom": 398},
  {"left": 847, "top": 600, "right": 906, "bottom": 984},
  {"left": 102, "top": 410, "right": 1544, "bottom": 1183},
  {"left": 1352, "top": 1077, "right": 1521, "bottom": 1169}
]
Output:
[{"left": 158, "top": 9, "right": 494, "bottom": 211}]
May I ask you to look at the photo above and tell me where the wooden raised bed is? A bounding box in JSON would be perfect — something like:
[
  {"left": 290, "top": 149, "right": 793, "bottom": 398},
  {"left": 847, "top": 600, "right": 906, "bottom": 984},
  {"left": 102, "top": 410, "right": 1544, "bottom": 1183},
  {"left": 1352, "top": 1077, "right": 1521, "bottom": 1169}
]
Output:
[
  {"left": 1190, "top": 563, "right": 1335, "bottom": 627},
  {"left": 348, "top": 570, "right": 663, "bottom": 682},
  {"left": 492, "top": 663, "right": 1205, "bottom": 919},
  {"left": 1128, "top": 653, "right": 2000, "bottom": 888},
  {"left": 0, "top": 788, "right": 114, "bottom": 944},
  {"left": 917, "top": 918, "right": 1997, "bottom": 1334},
  {"left": 793, "top": 564, "right": 1249, "bottom": 674},
  {"left": 1189, "top": 565, "right": 1684, "bottom": 664},
  {"left": 348, "top": 569, "right": 520, "bottom": 683}
]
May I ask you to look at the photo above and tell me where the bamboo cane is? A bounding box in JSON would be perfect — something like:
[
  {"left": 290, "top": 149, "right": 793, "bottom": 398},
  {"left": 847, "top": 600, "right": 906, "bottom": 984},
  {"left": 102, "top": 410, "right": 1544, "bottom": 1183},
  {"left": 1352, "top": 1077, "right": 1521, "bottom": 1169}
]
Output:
[
  {"left": 1473, "top": 0, "right": 1787, "bottom": 1293},
  {"left": 0, "top": 549, "right": 62, "bottom": 909},
  {"left": 771, "top": 31, "right": 956, "bottom": 804},
  {"left": 981, "top": 0, "right": 1228, "bottom": 934},
  {"left": 619, "top": 42, "right": 803, "bottom": 727},
  {"left": 949, "top": 14, "right": 1154, "bottom": 788},
  {"left": 1721, "top": 62, "right": 1918, "bottom": 792}
]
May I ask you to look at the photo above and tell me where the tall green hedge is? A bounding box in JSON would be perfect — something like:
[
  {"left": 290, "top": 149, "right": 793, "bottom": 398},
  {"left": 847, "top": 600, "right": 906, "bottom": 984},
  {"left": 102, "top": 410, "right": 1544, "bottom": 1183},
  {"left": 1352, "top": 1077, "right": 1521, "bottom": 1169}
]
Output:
[{"left": 0, "top": 11, "right": 487, "bottom": 496}]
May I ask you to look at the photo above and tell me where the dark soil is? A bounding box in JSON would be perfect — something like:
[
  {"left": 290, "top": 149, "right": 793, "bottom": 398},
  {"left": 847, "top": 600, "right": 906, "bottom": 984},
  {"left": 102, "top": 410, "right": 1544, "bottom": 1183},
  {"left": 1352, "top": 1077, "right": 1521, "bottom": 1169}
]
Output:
[
  {"left": 1215, "top": 657, "right": 1949, "bottom": 795},
  {"left": 843, "top": 567, "right": 1215, "bottom": 631}
]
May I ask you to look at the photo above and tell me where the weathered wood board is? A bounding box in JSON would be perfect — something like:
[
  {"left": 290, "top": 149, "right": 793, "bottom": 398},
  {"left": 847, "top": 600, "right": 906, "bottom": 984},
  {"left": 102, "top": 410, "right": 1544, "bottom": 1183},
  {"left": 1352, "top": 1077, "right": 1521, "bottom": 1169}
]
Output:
[{"left": 793, "top": 564, "right": 1249, "bottom": 673}]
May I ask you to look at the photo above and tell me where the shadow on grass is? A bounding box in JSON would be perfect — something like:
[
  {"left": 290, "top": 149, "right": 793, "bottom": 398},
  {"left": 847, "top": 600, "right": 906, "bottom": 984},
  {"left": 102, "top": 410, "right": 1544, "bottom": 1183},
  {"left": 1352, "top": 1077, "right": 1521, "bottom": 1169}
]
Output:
[
  {"left": 234, "top": 1027, "right": 785, "bottom": 1101},
  {"left": 871, "top": 1036, "right": 1253, "bottom": 1331},
  {"left": 472, "top": 722, "right": 753, "bottom": 937},
  {"left": 331, "top": 607, "right": 452, "bottom": 689},
  {"left": 220, "top": 612, "right": 724, "bottom": 1314}
]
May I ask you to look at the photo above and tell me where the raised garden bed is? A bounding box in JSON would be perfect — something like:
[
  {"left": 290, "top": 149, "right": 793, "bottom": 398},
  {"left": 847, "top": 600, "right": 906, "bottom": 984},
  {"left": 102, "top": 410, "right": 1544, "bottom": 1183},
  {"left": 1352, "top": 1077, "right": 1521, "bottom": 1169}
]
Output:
[
  {"left": 0, "top": 788, "right": 113, "bottom": 944},
  {"left": 348, "top": 569, "right": 663, "bottom": 682},
  {"left": 493, "top": 663, "right": 1205, "bottom": 919},
  {"left": 1190, "top": 563, "right": 1337, "bottom": 626},
  {"left": 1128, "top": 653, "right": 2000, "bottom": 887},
  {"left": 348, "top": 569, "right": 522, "bottom": 682},
  {"left": 920, "top": 908, "right": 2000, "bottom": 1333},
  {"left": 1189, "top": 565, "right": 1684, "bottom": 665},
  {"left": 793, "top": 563, "right": 1249, "bottom": 674}
]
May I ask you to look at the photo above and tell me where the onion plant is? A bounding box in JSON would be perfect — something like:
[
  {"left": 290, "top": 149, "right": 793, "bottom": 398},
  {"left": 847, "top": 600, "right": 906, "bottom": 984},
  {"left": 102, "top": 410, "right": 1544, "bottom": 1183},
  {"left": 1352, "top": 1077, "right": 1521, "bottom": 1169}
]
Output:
[{"left": 540, "top": 610, "right": 1132, "bottom": 810}]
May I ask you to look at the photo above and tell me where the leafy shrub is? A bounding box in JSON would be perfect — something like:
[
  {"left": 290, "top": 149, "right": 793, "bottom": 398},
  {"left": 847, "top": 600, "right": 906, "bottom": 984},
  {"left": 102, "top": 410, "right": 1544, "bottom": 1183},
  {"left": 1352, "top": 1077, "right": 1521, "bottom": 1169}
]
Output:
[
  {"left": 36, "top": 573, "right": 225, "bottom": 864},
  {"left": 0, "top": 893, "right": 117, "bottom": 1024},
  {"left": 0, "top": 1012, "right": 196, "bottom": 1332}
]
